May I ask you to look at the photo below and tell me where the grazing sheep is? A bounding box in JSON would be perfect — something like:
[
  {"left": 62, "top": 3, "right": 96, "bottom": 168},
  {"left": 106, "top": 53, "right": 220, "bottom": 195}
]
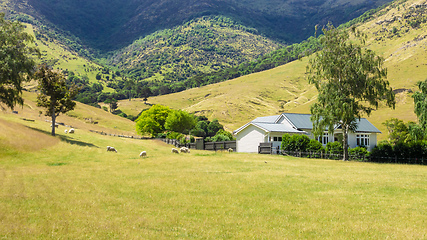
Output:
[
  {"left": 68, "top": 128, "right": 75, "bottom": 134},
  {"left": 50, "top": 124, "right": 59, "bottom": 128},
  {"left": 64, "top": 129, "right": 68, "bottom": 134},
  {"left": 140, "top": 151, "right": 147, "bottom": 157},
  {"left": 180, "top": 147, "right": 191, "bottom": 153},
  {"left": 171, "top": 148, "right": 179, "bottom": 154},
  {"left": 107, "top": 146, "right": 117, "bottom": 153},
  {"left": 228, "top": 148, "right": 234, "bottom": 153}
]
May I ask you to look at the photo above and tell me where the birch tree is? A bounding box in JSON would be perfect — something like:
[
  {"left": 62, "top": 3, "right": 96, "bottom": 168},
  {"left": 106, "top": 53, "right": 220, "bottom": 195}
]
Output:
[{"left": 307, "top": 24, "right": 395, "bottom": 160}]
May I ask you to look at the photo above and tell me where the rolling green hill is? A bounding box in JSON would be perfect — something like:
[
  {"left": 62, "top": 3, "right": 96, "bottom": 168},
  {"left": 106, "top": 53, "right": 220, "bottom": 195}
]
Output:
[{"left": 117, "top": 0, "right": 427, "bottom": 140}]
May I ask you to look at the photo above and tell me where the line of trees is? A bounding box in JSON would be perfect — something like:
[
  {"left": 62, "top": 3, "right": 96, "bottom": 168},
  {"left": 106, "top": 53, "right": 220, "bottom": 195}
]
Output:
[
  {"left": 369, "top": 79, "right": 427, "bottom": 164},
  {"left": 135, "top": 104, "right": 233, "bottom": 144}
]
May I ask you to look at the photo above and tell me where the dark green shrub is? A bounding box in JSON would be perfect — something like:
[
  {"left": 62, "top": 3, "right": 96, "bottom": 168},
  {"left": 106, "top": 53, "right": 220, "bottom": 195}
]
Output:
[
  {"left": 291, "top": 134, "right": 310, "bottom": 152},
  {"left": 307, "top": 139, "right": 324, "bottom": 153},
  {"left": 281, "top": 134, "right": 291, "bottom": 150},
  {"left": 326, "top": 142, "right": 343, "bottom": 154},
  {"left": 349, "top": 147, "right": 368, "bottom": 161},
  {"left": 407, "top": 141, "right": 427, "bottom": 158},
  {"left": 281, "top": 133, "right": 310, "bottom": 152},
  {"left": 370, "top": 141, "right": 393, "bottom": 163},
  {"left": 215, "top": 130, "right": 234, "bottom": 140},
  {"left": 211, "top": 134, "right": 231, "bottom": 142},
  {"left": 190, "top": 128, "right": 206, "bottom": 137},
  {"left": 118, "top": 112, "right": 127, "bottom": 118},
  {"left": 393, "top": 142, "right": 410, "bottom": 159}
]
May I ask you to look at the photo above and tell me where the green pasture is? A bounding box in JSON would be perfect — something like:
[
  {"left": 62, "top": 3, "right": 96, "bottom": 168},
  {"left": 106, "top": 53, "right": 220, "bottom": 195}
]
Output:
[{"left": 1, "top": 115, "right": 426, "bottom": 239}]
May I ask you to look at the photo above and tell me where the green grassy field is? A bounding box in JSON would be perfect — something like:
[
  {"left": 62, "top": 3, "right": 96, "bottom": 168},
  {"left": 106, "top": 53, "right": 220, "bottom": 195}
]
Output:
[{"left": 1, "top": 112, "right": 426, "bottom": 239}]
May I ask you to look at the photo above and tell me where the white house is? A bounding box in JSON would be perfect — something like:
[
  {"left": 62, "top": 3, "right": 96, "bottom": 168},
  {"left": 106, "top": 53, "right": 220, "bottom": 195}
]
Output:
[{"left": 233, "top": 113, "right": 381, "bottom": 153}]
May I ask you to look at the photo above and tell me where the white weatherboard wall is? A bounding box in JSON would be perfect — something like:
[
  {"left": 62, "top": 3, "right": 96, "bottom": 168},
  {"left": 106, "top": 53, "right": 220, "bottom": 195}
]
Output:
[
  {"left": 236, "top": 125, "right": 266, "bottom": 153},
  {"left": 348, "top": 132, "right": 377, "bottom": 151}
]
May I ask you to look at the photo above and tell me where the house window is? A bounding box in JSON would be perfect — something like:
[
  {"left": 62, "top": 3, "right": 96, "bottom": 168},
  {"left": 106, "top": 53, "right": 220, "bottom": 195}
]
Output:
[
  {"left": 273, "top": 137, "right": 283, "bottom": 142},
  {"left": 356, "top": 134, "right": 370, "bottom": 146},
  {"left": 317, "top": 133, "right": 329, "bottom": 145}
]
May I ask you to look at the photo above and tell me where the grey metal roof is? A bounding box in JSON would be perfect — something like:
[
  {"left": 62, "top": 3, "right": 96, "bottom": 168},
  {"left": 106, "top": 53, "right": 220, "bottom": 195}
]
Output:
[
  {"left": 252, "top": 122, "right": 306, "bottom": 134},
  {"left": 282, "top": 113, "right": 313, "bottom": 129},
  {"left": 355, "top": 118, "right": 381, "bottom": 133},
  {"left": 282, "top": 113, "right": 381, "bottom": 133},
  {"left": 234, "top": 113, "right": 381, "bottom": 135},
  {"left": 252, "top": 115, "right": 280, "bottom": 123}
]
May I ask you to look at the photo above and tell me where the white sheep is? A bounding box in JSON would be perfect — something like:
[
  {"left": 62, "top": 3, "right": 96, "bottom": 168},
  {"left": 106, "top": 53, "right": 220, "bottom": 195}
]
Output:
[
  {"left": 140, "top": 151, "right": 147, "bottom": 157},
  {"left": 180, "top": 147, "right": 190, "bottom": 153},
  {"left": 107, "top": 146, "right": 117, "bottom": 153},
  {"left": 171, "top": 148, "right": 179, "bottom": 154},
  {"left": 228, "top": 148, "right": 234, "bottom": 153},
  {"left": 64, "top": 129, "right": 68, "bottom": 134},
  {"left": 68, "top": 128, "right": 75, "bottom": 134}
]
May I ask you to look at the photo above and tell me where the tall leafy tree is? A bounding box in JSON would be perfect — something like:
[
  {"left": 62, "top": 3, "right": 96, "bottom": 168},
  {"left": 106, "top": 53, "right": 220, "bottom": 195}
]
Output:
[
  {"left": 382, "top": 118, "right": 409, "bottom": 144},
  {"left": 104, "top": 98, "right": 118, "bottom": 113},
  {"left": 413, "top": 79, "right": 427, "bottom": 132},
  {"left": 35, "top": 65, "right": 78, "bottom": 136},
  {"left": 207, "top": 119, "right": 224, "bottom": 137},
  {"left": 307, "top": 24, "right": 395, "bottom": 160},
  {"left": 0, "top": 13, "right": 40, "bottom": 109},
  {"left": 165, "top": 110, "right": 196, "bottom": 134},
  {"left": 124, "top": 78, "right": 135, "bottom": 101},
  {"left": 135, "top": 104, "right": 171, "bottom": 137}
]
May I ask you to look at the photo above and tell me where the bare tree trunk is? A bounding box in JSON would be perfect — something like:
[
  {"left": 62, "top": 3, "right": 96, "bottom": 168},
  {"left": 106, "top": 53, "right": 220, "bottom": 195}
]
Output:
[
  {"left": 50, "top": 99, "right": 56, "bottom": 136},
  {"left": 343, "top": 125, "right": 349, "bottom": 161},
  {"left": 51, "top": 109, "right": 56, "bottom": 136}
]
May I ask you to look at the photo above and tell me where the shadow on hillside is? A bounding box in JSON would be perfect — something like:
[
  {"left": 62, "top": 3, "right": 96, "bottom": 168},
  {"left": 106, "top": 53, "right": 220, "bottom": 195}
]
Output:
[
  {"left": 59, "top": 135, "right": 99, "bottom": 148},
  {"left": 27, "top": 127, "right": 99, "bottom": 148}
]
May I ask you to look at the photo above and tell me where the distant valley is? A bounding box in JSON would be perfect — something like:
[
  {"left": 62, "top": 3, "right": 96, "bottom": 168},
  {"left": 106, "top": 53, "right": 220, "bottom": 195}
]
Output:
[{"left": 2, "top": 0, "right": 426, "bottom": 138}]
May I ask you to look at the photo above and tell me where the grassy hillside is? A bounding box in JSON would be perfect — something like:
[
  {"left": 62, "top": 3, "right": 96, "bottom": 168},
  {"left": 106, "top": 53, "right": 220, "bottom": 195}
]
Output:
[
  {"left": 117, "top": 0, "right": 426, "bottom": 140},
  {"left": 2, "top": 91, "right": 137, "bottom": 136},
  {"left": 0, "top": 111, "right": 426, "bottom": 238},
  {"left": 21, "top": 24, "right": 115, "bottom": 89}
]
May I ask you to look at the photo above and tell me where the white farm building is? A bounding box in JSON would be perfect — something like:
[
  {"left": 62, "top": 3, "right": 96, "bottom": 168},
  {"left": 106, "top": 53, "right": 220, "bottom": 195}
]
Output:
[{"left": 233, "top": 113, "right": 381, "bottom": 153}]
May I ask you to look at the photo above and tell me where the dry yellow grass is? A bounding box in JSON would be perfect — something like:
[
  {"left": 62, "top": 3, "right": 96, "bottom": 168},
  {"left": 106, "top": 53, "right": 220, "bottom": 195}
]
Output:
[
  {"left": 1, "top": 91, "right": 137, "bottom": 140},
  {"left": 0, "top": 118, "right": 58, "bottom": 153},
  {"left": 0, "top": 115, "right": 426, "bottom": 239}
]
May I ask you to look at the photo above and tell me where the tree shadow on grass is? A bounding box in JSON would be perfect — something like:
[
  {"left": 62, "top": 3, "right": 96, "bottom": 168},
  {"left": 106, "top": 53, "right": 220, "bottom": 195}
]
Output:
[{"left": 27, "top": 127, "right": 99, "bottom": 148}]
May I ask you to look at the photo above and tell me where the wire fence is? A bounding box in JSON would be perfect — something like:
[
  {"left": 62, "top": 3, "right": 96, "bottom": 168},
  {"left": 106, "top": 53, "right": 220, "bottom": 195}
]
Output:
[
  {"left": 281, "top": 150, "right": 427, "bottom": 165},
  {"left": 281, "top": 150, "right": 367, "bottom": 161}
]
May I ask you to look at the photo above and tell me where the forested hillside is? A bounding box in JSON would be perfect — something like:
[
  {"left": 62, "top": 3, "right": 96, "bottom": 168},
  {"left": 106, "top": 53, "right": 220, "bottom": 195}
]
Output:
[
  {"left": 106, "top": 16, "right": 282, "bottom": 83},
  {"left": 6, "top": 0, "right": 393, "bottom": 51}
]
